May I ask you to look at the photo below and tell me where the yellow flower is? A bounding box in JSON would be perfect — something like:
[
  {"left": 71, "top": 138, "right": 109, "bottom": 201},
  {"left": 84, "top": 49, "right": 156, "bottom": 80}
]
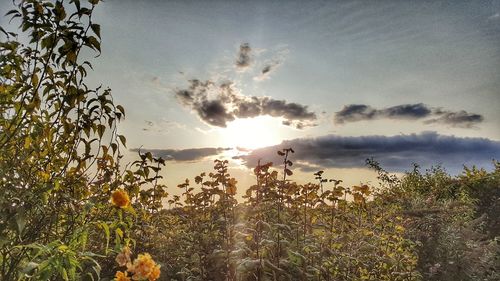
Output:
[
  {"left": 148, "top": 265, "right": 161, "bottom": 281},
  {"left": 111, "top": 189, "right": 130, "bottom": 208},
  {"left": 115, "top": 271, "right": 131, "bottom": 281},
  {"left": 128, "top": 253, "right": 161, "bottom": 281},
  {"left": 115, "top": 246, "right": 132, "bottom": 267}
]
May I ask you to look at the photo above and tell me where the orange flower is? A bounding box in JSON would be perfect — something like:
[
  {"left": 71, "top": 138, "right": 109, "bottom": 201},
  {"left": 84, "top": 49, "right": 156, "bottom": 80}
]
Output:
[
  {"left": 115, "top": 271, "right": 131, "bottom": 281},
  {"left": 148, "top": 265, "right": 161, "bottom": 281},
  {"left": 128, "top": 253, "right": 161, "bottom": 281},
  {"left": 115, "top": 246, "right": 132, "bottom": 267},
  {"left": 111, "top": 189, "right": 130, "bottom": 208}
]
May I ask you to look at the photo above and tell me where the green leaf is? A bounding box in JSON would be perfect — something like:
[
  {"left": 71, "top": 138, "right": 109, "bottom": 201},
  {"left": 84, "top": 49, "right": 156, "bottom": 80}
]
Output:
[
  {"left": 0, "top": 26, "right": 7, "bottom": 36},
  {"left": 97, "top": 222, "right": 110, "bottom": 253},
  {"left": 115, "top": 228, "right": 123, "bottom": 239},
  {"left": 54, "top": 1, "right": 67, "bottom": 21},
  {"left": 67, "top": 51, "right": 77, "bottom": 64},
  {"left": 91, "top": 24, "right": 101, "bottom": 38},
  {"left": 116, "top": 104, "right": 125, "bottom": 116},
  {"left": 61, "top": 268, "right": 69, "bottom": 281},
  {"left": 97, "top": 124, "right": 105, "bottom": 138},
  {"left": 111, "top": 143, "right": 118, "bottom": 154},
  {"left": 32, "top": 74, "right": 39, "bottom": 87},
  {"left": 118, "top": 135, "right": 126, "bottom": 147},
  {"left": 24, "top": 137, "right": 32, "bottom": 149},
  {"left": 87, "top": 36, "right": 100, "bottom": 52}
]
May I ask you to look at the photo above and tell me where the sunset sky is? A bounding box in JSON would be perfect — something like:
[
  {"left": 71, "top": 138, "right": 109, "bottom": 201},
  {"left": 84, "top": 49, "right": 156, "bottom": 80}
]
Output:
[{"left": 4, "top": 0, "right": 498, "bottom": 189}]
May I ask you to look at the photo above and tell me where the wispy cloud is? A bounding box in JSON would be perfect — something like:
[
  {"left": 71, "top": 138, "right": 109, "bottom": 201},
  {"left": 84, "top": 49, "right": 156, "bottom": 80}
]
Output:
[
  {"left": 142, "top": 119, "right": 186, "bottom": 133},
  {"left": 175, "top": 79, "right": 317, "bottom": 129},
  {"left": 235, "top": 132, "right": 500, "bottom": 173},
  {"left": 488, "top": 12, "right": 499, "bottom": 20},
  {"left": 254, "top": 61, "right": 281, "bottom": 81},
  {"left": 130, "top": 147, "right": 230, "bottom": 162},
  {"left": 334, "top": 103, "right": 483, "bottom": 128},
  {"left": 235, "top": 43, "right": 252, "bottom": 70},
  {"left": 253, "top": 46, "right": 288, "bottom": 81},
  {"left": 424, "top": 110, "right": 484, "bottom": 128}
]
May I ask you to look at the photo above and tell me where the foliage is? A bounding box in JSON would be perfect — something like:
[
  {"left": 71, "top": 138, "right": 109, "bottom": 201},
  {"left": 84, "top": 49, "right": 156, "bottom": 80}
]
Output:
[
  {"left": 140, "top": 156, "right": 422, "bottom": 281},
  {"left": 0, "top": 0, "right": 163, "bottom": 280},
  {"left": 136, "top": 158, "right": 499, "bottom": 281}
]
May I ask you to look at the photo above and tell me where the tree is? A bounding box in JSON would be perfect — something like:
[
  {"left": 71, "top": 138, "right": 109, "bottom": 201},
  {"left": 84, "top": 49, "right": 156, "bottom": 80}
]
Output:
[{"left": 0, "top": 0, "right": 131, "bottom": 279}]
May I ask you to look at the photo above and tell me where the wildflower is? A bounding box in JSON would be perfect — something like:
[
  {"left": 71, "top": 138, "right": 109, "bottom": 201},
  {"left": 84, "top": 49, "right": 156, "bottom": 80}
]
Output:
[
  {"left": 111, "top": 189, "right": 130, "bottom": 208},
  {"left": 115, "top": 271, "right": 131, "bottom": 281},
  {"left": 115, "top": 246, "right": 132, "bottom": 267},
  {"left": 148, "top": 266, "right": 161, "bottom": 281},
  {"left": 128, "top": 253, "right": 161, "bottom": 281}
]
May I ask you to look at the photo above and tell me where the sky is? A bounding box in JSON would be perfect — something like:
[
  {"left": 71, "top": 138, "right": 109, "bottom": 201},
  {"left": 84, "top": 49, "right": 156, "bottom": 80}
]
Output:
[{"left": 3, "top": 0, "right": 500, "bottom": 190}]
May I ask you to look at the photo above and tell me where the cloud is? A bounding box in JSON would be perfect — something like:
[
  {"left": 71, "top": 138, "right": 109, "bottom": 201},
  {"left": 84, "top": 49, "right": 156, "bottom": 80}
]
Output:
[
  {"left": 383, "top": 103, "right": 432, "bottom": 119},
  {"left": 261, "top": 97, "right": 316, "bottom": 121},
  {"left": 195, "top": 99, "right": 235, "bottom": 127},
  {"left": 236, "top": 43, "right": 251, "bottom": 69},
  {"left": 235, "top": 132, "right": 500, "bottom": 173},
  {"left": 334, "top": 104, "right": 377, "bottom": 123},
  {"left": 130, "top": 147, "right": 230, "bottom": 162},
  {"left": 175, "top": 79, "right": 317, "bottom": 128},
  {"left": 488, "top": 13, "right": 499, "bottom": 20},
  {"left": 335, "top": 103, "right": 431, "bottom": 123},
  {"left": 334, "top": 103, "right": 483, "bottom": 128},
  {"left": 142, "top": 119, "right": 187, "bottom": 133},
  {"left": 175, "top": 43, "right": 300, "bottom": 126},
  {"left": 254, "top": 61, "right": 281, "bottom": 81},
  {"left": 253, "top": 46, "right": 288, "bottom": 81},
  {"left": 424, "top": 110, "right": 484, "bottom": 128}
]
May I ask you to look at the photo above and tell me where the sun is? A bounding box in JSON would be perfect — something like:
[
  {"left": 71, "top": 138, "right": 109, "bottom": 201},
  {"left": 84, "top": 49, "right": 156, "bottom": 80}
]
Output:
[{"left": 221, "top": 116, "right": 283, "bottom": 150}]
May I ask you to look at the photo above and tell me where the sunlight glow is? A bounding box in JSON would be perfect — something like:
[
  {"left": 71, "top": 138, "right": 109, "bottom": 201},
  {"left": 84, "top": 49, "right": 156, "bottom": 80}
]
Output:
[{"left": 220, "top": 116, "right": 283, "bottom": 150}]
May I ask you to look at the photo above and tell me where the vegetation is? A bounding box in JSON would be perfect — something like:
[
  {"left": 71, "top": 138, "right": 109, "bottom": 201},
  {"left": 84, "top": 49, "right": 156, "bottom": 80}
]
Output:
[
  {"left": 0, "top": 0, "right": 164, "bottom": 280},
  {"left": 1, "top": 1, "right": 498, "bottom": 280},
  {"left": 137, "top": 158, "right": 499, "bottom": 281}
]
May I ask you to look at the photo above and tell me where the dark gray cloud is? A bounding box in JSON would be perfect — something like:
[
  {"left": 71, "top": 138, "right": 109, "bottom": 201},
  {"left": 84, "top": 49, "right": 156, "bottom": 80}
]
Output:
[
  {"left": 384, "top": 103, "right": 432, "bottom": 119},
  {"left": 425, "top": 110, "right": 484, "bottom": 128},
  {"left": 335, "top": 103, "right": 431, "bottom": 123},
  {"left": 334, "top": 104, "right": 377, "bottom": 123},
  {"left": 334, "top": 103, "right": 483, "bottom": 128},
  {"left": 236, "top": 43, "right": 251, "bottom": 69},
  {"left": 262, "top": 65, "right": 271, "bottom": 74},
  {"left": 195, "top": 99, "right": 235, "bottom": 127},
  {"left": 261, "top": 98, "right": 316, "bottom": 121},
  {"left": 175, "top": 79, "right": 317, "bottom": 128},
  {"left": 130, "top": 147, "right": 230, "bottom": 162},
  {"left": 235, "top": 132, "right": 500, "bottom": 173}
]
